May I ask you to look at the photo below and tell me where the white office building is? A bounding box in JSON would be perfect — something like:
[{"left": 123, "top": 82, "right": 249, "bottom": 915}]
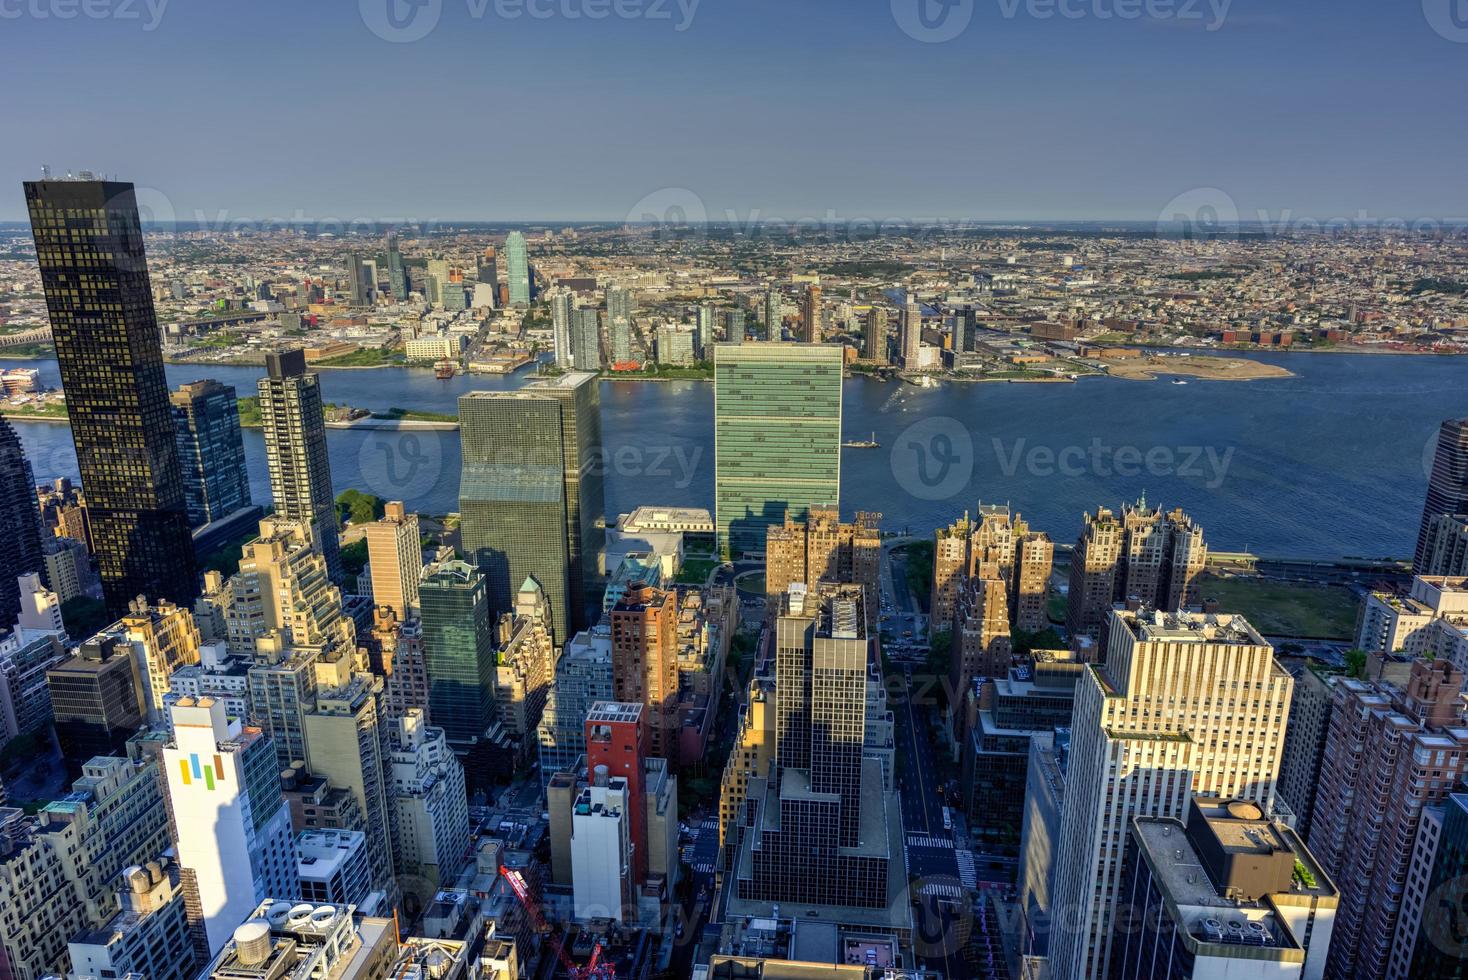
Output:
[
  {"left": 570, "top": 767, "right": 633, "bottom": 922},
  {"left": 164, "top": 696, "right": 299, "bottom": 957}
]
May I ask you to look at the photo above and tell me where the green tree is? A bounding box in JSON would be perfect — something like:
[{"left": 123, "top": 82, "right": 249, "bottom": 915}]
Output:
[
  {"left": 61, "top": 596, "right": 109, "bottom": 641},
  {"left": 1344, "top": 648, "right": 1368, "bottom": 679},
  {"left": 1012, "top": 627, "right": 1065, "bottom": 656},
  {"left": 339, "top": 538, "right": 370, "bottom": 577},
  {"left": 336, "top": 489, "right": 385, "bottom": 526}
]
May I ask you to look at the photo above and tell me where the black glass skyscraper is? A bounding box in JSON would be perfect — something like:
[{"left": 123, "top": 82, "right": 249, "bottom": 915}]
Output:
[
  {"left": 1418, "top": 418, "right": 1468, "bottom": 569},
  {"left": 24, "top": 179, "right": 197, "bottom": 614},
  {"left": 0, "top": 415, "right": 45, "bottom": 626},
  {"left": 458, "top": 372, "right": 605, "bottom": 641},
  {"left": 170, "top": 379, "right": 251, "bottom": 528}
]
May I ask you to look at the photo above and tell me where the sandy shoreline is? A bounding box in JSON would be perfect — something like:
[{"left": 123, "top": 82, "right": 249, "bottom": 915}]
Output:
[{"left": 1105, "top": 355, "right": 1295, "bottom": 382}]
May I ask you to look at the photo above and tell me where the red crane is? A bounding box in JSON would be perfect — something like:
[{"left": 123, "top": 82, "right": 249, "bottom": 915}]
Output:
[{"left": 500, "top": 866, "right": 616, "bottom": 980}]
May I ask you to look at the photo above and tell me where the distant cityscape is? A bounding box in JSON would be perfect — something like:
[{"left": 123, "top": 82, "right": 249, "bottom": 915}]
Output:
[{"left": 1, "top": 175, "right": 1468, "bottom": 980}]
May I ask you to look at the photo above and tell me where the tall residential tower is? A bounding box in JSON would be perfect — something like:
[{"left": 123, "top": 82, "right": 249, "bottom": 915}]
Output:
[{"left": 257, "top": 349, "right": 340, "bottom": 582}]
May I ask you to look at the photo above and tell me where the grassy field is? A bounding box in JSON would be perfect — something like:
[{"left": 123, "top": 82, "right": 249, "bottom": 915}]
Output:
[
  {"left": 675, "top": 558, "right": 720, "bottom": 585},
  {"left": 1196, "top": 574, "right": 1359, "bottom": 639}
]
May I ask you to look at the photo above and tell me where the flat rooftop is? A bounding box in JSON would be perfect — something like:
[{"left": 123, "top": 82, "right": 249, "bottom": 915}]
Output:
[{"left": 1122, "top": 609, "right": 1268, "bottom": 647}]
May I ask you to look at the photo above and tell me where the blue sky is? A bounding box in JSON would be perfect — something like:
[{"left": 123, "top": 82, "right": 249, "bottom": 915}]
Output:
[{"left": 0, "top": 0, "right": 1464, "bottom": 222}]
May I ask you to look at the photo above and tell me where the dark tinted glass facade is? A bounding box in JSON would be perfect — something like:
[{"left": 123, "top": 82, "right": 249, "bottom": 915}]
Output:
[
  {"left": 170, "top": 379, "right": 251, "bottom": 527},
  {"left": 0, "top": 416, "right": 45, "bottom": 625},
  {"left": 458, "top": 373, "right": 604, "bottom": 641},
  {"left": 419, "top": 561, "right": 496, "bottom": 744},
  {"left": 24, "top": 180, "right": 198, "bottom": 614}
]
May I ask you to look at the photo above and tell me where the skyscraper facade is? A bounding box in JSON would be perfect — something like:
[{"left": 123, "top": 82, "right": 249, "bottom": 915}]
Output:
[
  {"left": 606, "top": 285, "right": 633, "bottom": 329},
  {"left": 24, "top": 179, "right": 198, "bottom": 614},
  {"left": 571, "top": 308, "right": 602, "bottom": 371},
  {"left": 1418, "top": 418, "right": 1468, "bottom": 569},
  {"left": 459, "top": 373, "right": 605, "bottom": 639},
  {"left": 862, "top": 306, "right": 887, "bottom": 362},
  {"left": 798, "top": 285, "right": 822, "bottom": 343},
  {"left": 0, "top": 416, "right": 44, "bottom": 628},
  {"left": 164, "top": 697, "right": 298, "bottom": 960},
  {"left": 1418, "top": 512, "right": 1468, "bottom": 577},
  {"left": 1307, "top": 660, "right": 1468, "bottom": 980},
  {"left": 763, "top": 290, "right": 782, "bottom": 340},
  {"left": 364, "top": 501, "right": 422, "bottom": 620},
  {"left": 609, "top": 584, "right": 678, "bottom": 764},
  {"left": 170, "top": 380, "right": 251, "bottom": 528},
  {"left": 1065, "top": 499, "right": 1207, "bottom": 657},
  {"left": 505, "top": 231, "right": 531, "bottom": 305},
  {"left": 304, "top": 671, "right": 396, "bottom": 899},
  {"left": 257, "top": 349, "right": 340, "bottom": 582},
  {"left": 764, "top": 506, "right": 882, "bottom": 629},
  {"left": 951, "top": 307, "right": 973, "bottom": 354},
  {"left": 731, "top": 584, "right": 902, "bottom": 912},
  {"left": 900, "top": 299, "right": 922, "bottom": 365},
  {"left": 725, "top": 309, "right": 746, "bottom": 345},
  {"left": 713, "top": 343, "right": 843, "bottom": 558},
  {"left": 345, "top": 251, "right": 368, "bottom": 306},
  {"left": 1047, "top": 609, "right": 1292, "bottom": 979},
  {"left": 550, "top": 289, "right": 574, "bottom": 367},
  {"left": 418, "top": 560, "right": 496, "bottom": 746},
  {"left": 386, "top": 234, "right": 408, "bottom": 299}
]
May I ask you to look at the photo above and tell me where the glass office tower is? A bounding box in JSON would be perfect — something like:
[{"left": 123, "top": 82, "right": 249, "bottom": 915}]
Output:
[
  {"left": 458, "top": 373, "right": 605, "bottom": 641},
  {"left": 714, "top": 343, "right": 843, "bottom": 558}
]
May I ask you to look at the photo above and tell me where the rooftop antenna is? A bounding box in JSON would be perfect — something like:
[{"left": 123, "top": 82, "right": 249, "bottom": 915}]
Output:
[{"left": 40, "top": 164, "right": 50, "bottom": 180}]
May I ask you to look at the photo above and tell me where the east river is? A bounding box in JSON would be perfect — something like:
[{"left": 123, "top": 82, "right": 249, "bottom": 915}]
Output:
[{"left": 5, "top": 350, "right": 1466, "bottom": 560}]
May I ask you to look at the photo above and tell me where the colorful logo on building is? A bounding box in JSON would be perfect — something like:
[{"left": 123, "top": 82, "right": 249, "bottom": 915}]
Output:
[{"left": 179, "top": 753, "right": 226, "bottom": 791}]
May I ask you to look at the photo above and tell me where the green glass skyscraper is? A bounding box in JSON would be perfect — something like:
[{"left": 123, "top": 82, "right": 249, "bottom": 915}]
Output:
[
  {"left": 505, "top": 231, "right": 531, "bottom": 306},
  {"left": 418, "top": 560, "right": 496, "bottom": 745},
  {"left": 714, "top": 342, "right": 843, "bottom": 558},
  {"left": 458, "top": 372, "right": 605, "bottom": 641},
  {"left": 24, "top": 179, "right": 198, "bottom": 614}
]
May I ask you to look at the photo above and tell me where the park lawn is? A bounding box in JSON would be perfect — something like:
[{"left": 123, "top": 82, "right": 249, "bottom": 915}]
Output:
[
  {"left": 676, "top": 558, "right": 720, "bottom": 584},
  {"left": 1195, "top": 574, "right": 1359, "bottom": 639}
]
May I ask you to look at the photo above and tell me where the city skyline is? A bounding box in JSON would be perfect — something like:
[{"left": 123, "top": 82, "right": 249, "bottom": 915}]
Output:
[{"left": 1, "top": 0, "right": 1467, "bottom": 959}]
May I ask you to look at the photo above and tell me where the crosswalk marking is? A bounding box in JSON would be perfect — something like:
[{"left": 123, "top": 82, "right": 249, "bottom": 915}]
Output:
[
  {"left": 907, "top": 835, "right": 954, "bottom": 849},
  {"left": 955, "top": 850, "right": 978, "bottom": 888},
  {"left": 917, "top": 882, "right": 965, "bottom": 898}
]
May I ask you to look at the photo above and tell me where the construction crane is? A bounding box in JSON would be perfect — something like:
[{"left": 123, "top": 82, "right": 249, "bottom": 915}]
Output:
[{"left": 500, "top": 866, "right": 616, "bottom": 980}]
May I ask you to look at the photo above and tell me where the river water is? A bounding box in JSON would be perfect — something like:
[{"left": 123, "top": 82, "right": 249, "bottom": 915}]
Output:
[{"left": 5, "top": 350, "right": 1464, "bottom": 560}]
